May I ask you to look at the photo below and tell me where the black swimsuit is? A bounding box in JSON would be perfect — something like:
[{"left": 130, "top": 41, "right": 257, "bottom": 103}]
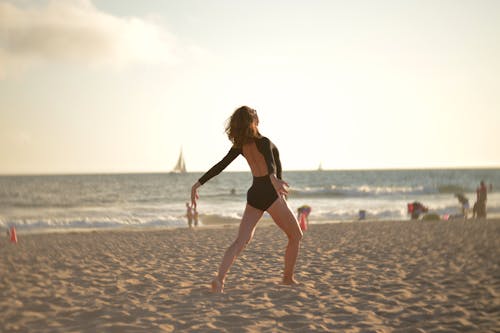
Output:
[{"left": 198, "top": 136, "right": 282, "bottom": 211}]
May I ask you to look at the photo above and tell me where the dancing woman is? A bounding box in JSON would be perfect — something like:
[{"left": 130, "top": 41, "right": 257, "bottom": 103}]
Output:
[{"left": 191, "top": 106, "right": 303, "bottom": 293}]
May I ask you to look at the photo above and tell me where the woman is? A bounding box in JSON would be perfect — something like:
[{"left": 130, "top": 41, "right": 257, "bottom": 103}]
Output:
[{"left": 191, "top": 106, "right": 303, "bottom": 293}]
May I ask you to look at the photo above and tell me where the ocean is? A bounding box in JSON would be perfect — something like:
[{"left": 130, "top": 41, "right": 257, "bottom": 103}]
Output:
[{"left": 1, "top": 169, "right": 499, "bottom": 232}]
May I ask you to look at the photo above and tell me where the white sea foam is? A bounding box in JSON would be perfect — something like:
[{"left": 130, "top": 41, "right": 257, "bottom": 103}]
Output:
[{"left": 1, "top": 169, "right": 498, "bottom": 231}]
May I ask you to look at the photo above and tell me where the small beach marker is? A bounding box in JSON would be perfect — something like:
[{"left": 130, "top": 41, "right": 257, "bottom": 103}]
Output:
[{"left": 9, "top": 226, "right": 18, "bottom": 243}]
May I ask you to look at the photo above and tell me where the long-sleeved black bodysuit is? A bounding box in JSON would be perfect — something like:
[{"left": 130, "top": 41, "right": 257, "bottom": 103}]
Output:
[{"left": 198, "top": 136, "right": 282, "bottom": 211}]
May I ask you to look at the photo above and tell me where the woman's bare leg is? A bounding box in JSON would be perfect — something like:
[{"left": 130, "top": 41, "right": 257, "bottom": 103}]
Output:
[
  {"left": 212, "top": 204, "right": 263, "bottom": 292},
  {"left": 267, "top": 196, "right": 303, "bottom": 284}
]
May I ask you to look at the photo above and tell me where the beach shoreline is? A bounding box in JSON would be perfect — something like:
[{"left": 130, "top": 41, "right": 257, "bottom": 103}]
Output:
[
  {"left": 10, "top": 213, "right": 500, "bottom": 236},
  {"left": 1, "top": 218, "right": 499, "bottom": 332}
]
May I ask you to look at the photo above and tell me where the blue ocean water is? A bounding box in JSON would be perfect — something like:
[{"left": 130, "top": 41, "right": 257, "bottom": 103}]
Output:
[{"left": 0, "top": 169, "right": 499, "bottom": 232}]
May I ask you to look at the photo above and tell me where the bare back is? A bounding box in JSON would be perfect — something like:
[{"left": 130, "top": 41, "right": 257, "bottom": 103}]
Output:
[
  {"left": 242, "top": 142, "right": 269, "bottom": 177},
  {"left": 197, "top": 135, "right": 282, "bottom": 185}
]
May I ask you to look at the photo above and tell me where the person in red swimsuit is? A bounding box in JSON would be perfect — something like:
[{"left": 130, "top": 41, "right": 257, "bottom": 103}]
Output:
[{"left": 191, "top": 106, "right": 303, "bottom": 293}]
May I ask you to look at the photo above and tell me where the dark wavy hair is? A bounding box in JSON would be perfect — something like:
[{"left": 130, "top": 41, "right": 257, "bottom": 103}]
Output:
[{"left": 225, "top": 106, "right": 260, "bottom": 147}]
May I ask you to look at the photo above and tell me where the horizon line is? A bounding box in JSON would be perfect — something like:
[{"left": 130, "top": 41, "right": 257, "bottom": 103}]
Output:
[{"left": 1, "top": 165, "right": 499, "bottom": 177}]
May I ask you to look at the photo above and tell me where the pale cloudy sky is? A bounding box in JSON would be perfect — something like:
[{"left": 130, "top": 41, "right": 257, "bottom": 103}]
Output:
[{"left": 1, "top": 0, "right": 499, "bottom": 174}]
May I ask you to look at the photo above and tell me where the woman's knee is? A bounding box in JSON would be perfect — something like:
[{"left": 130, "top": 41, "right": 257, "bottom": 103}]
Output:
[
  {"left": 295, "top": 229, "right": 303, "bottom": 242},
  {"left": 288, "top": 227, "right": 303, "bottom": 242},
  {"left": 233, "top": 236, "right": 251, "bottom": 252}
]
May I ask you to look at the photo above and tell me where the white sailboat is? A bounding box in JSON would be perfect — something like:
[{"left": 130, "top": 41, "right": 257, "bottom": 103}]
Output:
[
  {"left": 318, "top": 162, "right": 323, "bottom": 171},
  {"left": 171, "top": 148, "right": 187, "bottom": 173}
]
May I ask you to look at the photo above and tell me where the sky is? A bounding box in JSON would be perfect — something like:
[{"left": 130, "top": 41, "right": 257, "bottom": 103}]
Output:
[{"left": 1, "top": 0, "right": 499, "bottom": 175}]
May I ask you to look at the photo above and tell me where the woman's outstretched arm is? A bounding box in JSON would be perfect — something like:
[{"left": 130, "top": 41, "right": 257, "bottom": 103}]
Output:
[{"left": 191, "top": 147, "right": 241, "bottom": 208}]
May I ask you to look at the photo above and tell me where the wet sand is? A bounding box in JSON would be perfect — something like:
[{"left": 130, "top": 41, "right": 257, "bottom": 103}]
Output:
[{"left": 1, "top": 219, "right": 499, "bottom": 332}]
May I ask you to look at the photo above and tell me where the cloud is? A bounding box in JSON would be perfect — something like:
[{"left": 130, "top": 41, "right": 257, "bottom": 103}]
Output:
[{"left": 0, "top": 0, "right": 179, "bottom": 77}]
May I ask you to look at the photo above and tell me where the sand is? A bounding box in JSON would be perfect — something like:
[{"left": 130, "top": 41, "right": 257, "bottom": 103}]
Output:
[{"left": 1, "top": 219, "right": 499, "bottom": 332}]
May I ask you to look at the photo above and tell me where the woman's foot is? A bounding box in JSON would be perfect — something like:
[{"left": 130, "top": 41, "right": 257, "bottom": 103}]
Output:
[
  {"left": 282, "top": 276, "right": 299, "bottom": 285},
  {"left": 211, "top": 278, "right": 224, "bottom": 293}
]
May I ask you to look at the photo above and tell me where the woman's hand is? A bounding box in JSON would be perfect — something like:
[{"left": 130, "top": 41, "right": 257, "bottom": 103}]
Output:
[
  {"left": 270, "top": 174, "right": 289, "bottom": 197},
  {"left": 191, "top": 181, "right": 201, "bottom": 208}
]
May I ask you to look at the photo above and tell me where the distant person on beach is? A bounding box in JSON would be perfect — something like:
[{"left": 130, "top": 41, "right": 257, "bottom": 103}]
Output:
[
  {"left": 191, "top": 106, "right": 302, "bottom": 293},
  {"left": 408, "top": 201, "right": 428, "bottom": 220},
  {"left": 455, "top": 193, "right": 470, "bottom": 219},
  {"left": 186, "top": 202, "right": 194, "bottom": 228},
  {"left": 473, "top": 181, "right": 488, "bottom": 218},
  {"left": 297, "top": 205, "right": 312, "bottom": 231}
]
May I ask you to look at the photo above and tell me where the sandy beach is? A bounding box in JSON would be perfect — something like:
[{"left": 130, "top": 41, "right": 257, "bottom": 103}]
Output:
[{"left": 1, "top": 219, "right": 499, "bottom": 332}]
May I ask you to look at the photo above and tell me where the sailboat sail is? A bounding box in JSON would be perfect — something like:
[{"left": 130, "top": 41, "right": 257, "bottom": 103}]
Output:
[{"left": 172, "top": 149, "right": 186, "bottom": 173}]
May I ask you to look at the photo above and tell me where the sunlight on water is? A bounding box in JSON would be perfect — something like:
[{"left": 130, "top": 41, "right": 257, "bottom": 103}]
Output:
[{"left": 0, "top": 169, "right": 498, "bottom": 231}]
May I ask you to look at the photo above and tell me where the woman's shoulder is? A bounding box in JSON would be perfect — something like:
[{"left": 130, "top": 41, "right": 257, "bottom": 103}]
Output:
[
  {"left": 256, "top": 135, "right": 272, "bottom": 143},
  {"left": 255, "top": 135, "right": 278, "bottom": 149},
  {"left": 229, "top": 144, "right": 243, "bottom": 153}
]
